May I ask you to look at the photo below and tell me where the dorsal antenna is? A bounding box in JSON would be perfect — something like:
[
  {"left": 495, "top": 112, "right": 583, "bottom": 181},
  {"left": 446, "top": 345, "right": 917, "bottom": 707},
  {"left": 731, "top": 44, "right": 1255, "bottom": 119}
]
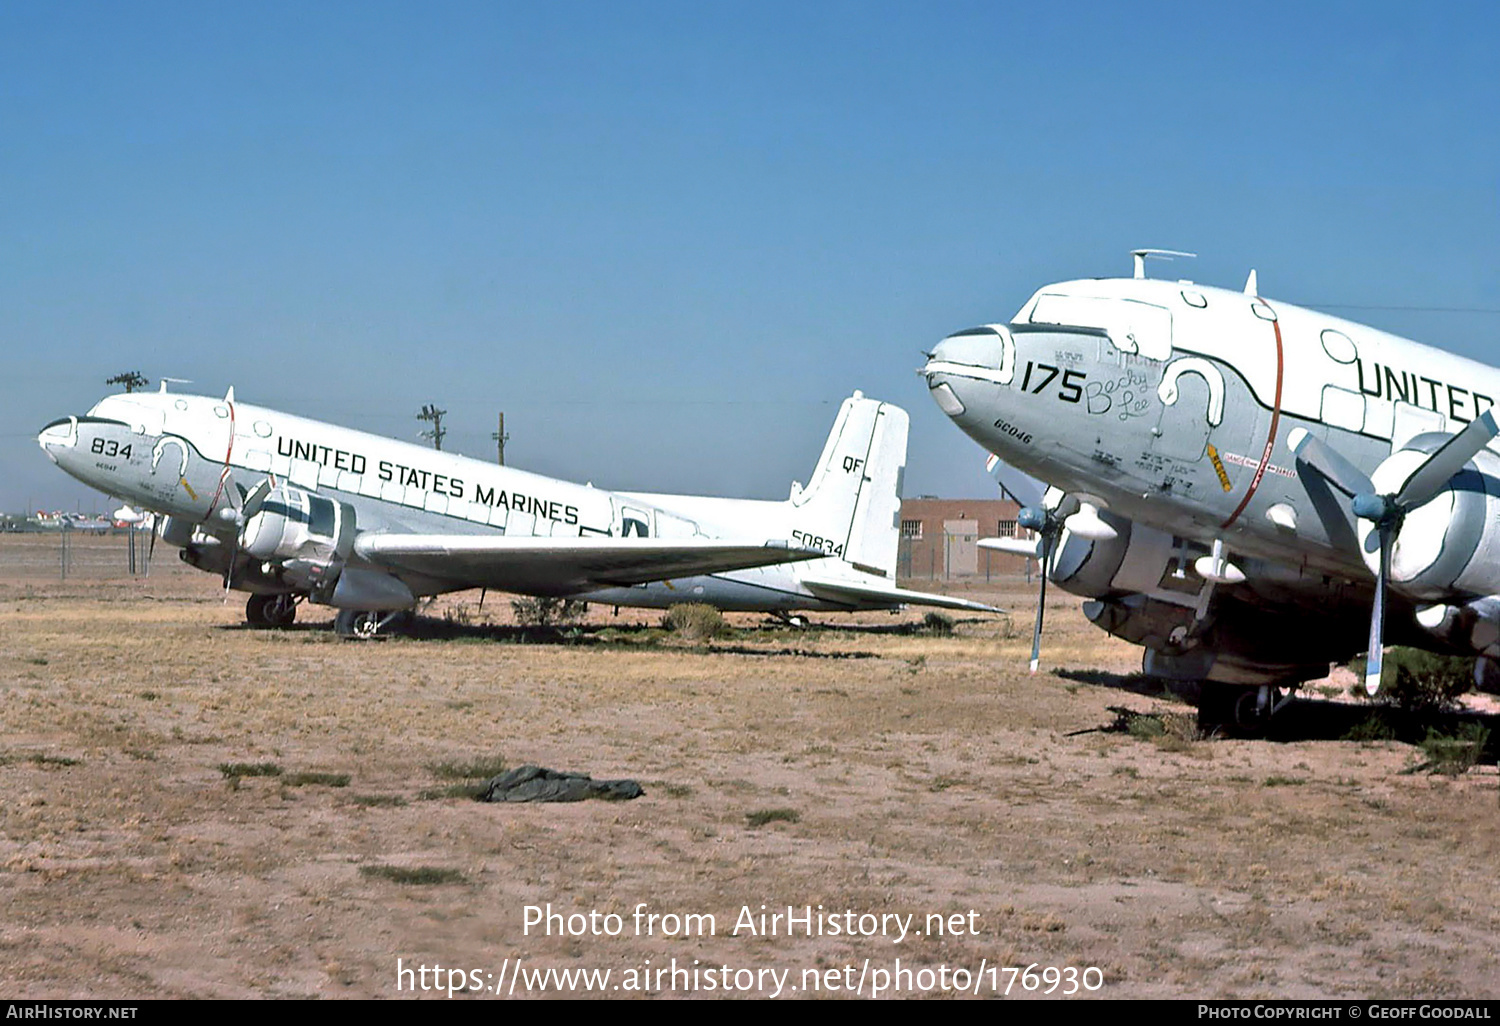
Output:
[{"left": 1130, "top": 249, "right": 1197, "bottom": 279}]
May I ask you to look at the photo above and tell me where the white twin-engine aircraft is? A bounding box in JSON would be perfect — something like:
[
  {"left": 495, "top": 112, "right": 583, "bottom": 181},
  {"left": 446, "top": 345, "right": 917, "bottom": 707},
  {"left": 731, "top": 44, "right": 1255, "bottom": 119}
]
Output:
[
  {"left": 38, "top": 389, "right": 995, "bottom": 636},
  {"left": 924, "top": 251, "right": 1500, "bottom": 733}
]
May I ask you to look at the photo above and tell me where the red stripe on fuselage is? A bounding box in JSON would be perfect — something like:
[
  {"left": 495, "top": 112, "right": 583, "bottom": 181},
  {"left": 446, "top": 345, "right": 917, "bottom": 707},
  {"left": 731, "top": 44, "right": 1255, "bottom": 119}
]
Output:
[
  {"left": 206, "top": 400, "right": 237, "bottom": 517},
  {"left": 1219, "top": 303, "right": 1283, "bottom": 529}
]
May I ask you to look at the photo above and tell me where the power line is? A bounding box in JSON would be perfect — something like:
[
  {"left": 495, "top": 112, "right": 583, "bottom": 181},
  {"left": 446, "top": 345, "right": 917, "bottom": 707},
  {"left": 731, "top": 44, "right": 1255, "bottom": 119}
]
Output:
[{"left": 1294, "top": 303, "right": 1500, "bottom": 315}]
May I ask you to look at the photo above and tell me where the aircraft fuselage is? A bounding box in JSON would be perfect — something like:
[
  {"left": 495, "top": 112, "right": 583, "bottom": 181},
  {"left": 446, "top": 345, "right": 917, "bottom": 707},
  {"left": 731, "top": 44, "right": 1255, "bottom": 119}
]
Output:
[{"left": 924, "top": 276, "right": 1500, "bottom": 582}]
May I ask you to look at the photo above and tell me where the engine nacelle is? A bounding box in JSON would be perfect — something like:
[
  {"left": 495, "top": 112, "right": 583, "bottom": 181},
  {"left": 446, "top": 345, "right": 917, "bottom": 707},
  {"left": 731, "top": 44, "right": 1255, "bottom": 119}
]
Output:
[
  {"left": 1413, "top": 595, "right": 1500, "bottom": 660},
  {"left": 1362, "top": 433, "right": 1500, "bottom": 600},
  {"left": 1054, "top": 506, "right": 1369, "bottom": 686},
  {"left": 242, "top": 487, "right": 355, "bottom": 564},
  {"left": 1049, "top": 511, "right": 1204, "bottom": 603},
  {"left": 240, "top": 487, "right": 356, "bottom": 594},
  {"left": 1090, "top": 592, "right": 1364, "bottom": 687},
  {"left": 158, "top": 515, "right": 197, "bottom": 550},
  {"left": 329, "top": 567, "right": 416, "bottom": 611}
]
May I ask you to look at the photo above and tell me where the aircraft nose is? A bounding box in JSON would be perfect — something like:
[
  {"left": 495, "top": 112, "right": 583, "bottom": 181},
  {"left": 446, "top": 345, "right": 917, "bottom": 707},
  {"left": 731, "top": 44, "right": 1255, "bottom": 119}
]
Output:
[
  {"left": 923, "top": 326, "right": 1012, "bottom": 418},
  {"left": 37, "top": 416, "right": 78, "bottom": 462}
]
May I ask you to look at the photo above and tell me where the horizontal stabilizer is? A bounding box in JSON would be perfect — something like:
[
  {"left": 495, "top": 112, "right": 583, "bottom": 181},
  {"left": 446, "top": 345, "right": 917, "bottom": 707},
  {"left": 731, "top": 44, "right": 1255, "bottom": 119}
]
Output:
[
  {"left": 978, "top": 536, "right": 1042, "bottom": 558},
  {"left": 800, "top": 574, "right": 1002, "bottom": 613},
  {"left": 355, "top": 534, "right": 823, "bottom": 595}
]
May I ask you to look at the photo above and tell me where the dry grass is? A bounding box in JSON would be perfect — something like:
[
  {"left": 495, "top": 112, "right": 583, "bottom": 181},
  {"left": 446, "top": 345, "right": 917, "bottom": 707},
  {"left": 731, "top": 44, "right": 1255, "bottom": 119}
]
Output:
[{"left": 1, "top": 535, "right": 1499, "bottom": 998}]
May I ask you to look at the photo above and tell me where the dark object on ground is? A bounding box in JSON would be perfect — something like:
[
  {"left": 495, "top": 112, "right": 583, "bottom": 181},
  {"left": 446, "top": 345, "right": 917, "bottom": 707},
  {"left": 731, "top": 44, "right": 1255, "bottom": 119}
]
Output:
[
  {"left": 1065, "top": 705, "right": 1157, "bottom": 737},
  {"left": 476, "top": 765, "right": 644, "bottom": 803}
]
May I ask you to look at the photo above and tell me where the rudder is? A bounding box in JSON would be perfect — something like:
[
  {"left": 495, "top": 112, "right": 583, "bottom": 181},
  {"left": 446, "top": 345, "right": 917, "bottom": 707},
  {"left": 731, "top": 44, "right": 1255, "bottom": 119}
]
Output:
[{"left": 787, "top": 393, "right": 908, "bottom": 577}]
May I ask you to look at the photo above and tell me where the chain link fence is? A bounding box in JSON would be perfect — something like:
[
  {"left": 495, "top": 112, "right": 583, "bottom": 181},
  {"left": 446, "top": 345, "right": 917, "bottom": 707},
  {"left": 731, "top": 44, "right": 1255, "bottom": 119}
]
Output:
[
  {"left": 0, "top": 529, "right": 195, "bottom": 581},
  {"left": 897, "top": 532, "right": 1030, "bottom": 582}
]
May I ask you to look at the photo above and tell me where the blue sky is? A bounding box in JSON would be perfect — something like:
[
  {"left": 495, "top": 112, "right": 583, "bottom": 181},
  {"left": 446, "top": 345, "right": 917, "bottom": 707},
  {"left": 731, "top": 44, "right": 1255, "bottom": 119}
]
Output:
[{"left": 5, "top": 1, "right": 1497, "bottom": 512}]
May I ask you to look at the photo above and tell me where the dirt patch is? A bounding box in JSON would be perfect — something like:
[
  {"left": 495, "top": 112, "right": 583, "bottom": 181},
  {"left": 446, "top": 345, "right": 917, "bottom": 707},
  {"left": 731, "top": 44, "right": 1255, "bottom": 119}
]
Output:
[{"left": 1, "top": 544, "right": 1498, "bottom": 998}]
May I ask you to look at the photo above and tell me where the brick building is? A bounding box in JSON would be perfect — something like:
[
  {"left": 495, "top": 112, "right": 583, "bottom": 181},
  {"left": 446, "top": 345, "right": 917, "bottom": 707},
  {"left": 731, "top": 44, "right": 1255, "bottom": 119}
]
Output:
[{"left": 896, "top": 496, "right": 1036, "bottom": 580}]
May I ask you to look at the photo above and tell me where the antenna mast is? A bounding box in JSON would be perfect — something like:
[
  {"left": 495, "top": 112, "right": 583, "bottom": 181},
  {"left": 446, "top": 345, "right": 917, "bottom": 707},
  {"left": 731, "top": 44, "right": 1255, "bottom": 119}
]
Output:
[{"left": 1130, "top": 249, "right": 1197, "bottom": 279}]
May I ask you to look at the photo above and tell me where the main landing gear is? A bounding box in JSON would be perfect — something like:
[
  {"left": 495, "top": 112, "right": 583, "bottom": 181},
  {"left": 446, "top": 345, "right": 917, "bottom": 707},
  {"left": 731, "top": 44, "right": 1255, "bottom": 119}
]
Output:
[
  {"left": 1197, "top": 682, "right": 1298, "bottom": 738},
  {"left": 245, "top": 592, "right": 298, "bottom": 628},
  {"left": 333, "top": 609, "right": 412, "bottom": 640}
]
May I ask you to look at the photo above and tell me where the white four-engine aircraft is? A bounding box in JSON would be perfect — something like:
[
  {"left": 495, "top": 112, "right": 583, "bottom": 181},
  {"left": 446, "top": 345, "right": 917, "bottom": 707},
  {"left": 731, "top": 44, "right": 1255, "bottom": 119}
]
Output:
[
  {"left": 924, "top": 251, "right": 1500, "bottom": 732},
  {"left": 38, "top": 389, "right": 994, "bottom": 635}
]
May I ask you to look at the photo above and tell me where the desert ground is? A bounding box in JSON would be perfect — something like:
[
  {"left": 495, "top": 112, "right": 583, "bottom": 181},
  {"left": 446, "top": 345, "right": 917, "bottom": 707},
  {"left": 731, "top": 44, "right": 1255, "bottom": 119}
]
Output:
[{"left": 2, "top": 532, "right": 1498, "bottom": 1000}]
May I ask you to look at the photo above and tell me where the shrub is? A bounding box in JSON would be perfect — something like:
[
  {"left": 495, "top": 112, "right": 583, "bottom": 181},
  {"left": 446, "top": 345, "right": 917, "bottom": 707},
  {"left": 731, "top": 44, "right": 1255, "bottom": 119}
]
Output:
[
  {"left": 359, "top": 865, "right": 465, "bottom": 885},
  {"left": 1418, "top": 723, "right": 1491, "bottom": 775},
  {"left": 218, "top": 761, "right": 282, "bottom": 779},
  {"left": 663, "top": 603, "right": 725, "bottom": 640},
  {"left": 746, "top": 808, "right": 800, "bottom": 828},
  {"left": 922, "top": 611, "right": 955, "bottom": 636},
  {"left": 283, "top": 771, "right": 350, "bottom": 788},
  {"left": 510, "top": 596, "right": 588, "bottom": 628},
  {"left": 426, "top": 755, "right": 508, "bottom": 780},
  {"left": 1343, "top": 715, "right": 1398, "bottom": 742},
  {"left": 1350, "top": 648, "right": 1473, "bottom": 711}
]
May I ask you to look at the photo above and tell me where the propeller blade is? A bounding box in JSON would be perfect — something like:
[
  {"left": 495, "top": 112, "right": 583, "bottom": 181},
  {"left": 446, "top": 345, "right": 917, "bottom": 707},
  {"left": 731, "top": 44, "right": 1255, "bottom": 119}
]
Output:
[
  {"left": 1365, "top": 521, "right": 1393, "bottom": 696},
  {"left": 1394, "top": 409, "right": 1499, "bottom": 510},
  {"left": 1029, "top": 529, "right": 1053, "bottom": 673},
  {"left": 1287, "top": 427, "right": 1375, "bottom": 498},
  {"left": 985, "top": 453, "right": 1046, "bottom": 509},
  {"left": 241, "top": 477, "right": 275, "bottom": 520},
  {"left": 978, "top": 536, "right": 1043, "bottom": 558}
]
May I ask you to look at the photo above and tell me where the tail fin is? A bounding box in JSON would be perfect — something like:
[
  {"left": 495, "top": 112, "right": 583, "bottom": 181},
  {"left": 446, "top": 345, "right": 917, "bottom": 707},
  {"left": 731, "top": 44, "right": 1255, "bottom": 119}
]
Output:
[{"left": 787, "top": 392, "right": 908, "bottom": 577}]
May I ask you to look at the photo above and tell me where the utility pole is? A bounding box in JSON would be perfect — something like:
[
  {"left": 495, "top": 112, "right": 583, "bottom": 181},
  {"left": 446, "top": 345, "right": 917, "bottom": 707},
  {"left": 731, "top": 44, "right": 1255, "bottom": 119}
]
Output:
[
  {"left": 492, "top": 412, "right": 508, "bottom": 465},
  {"left": 106, "top": 371, "right": 149, "bottom": 393},
  {"left": 417, "top": 404, "right": 447, "bottom": 451}
]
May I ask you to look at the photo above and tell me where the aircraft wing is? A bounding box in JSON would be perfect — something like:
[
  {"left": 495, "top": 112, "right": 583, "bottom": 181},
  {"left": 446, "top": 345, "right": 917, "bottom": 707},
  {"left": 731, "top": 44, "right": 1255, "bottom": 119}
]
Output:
[
  {"left": 799, "top": 575, "right": 1003, "bottom": 613},
  {"left": 353, "top": 533, "right": 824, "bottom": 594}
]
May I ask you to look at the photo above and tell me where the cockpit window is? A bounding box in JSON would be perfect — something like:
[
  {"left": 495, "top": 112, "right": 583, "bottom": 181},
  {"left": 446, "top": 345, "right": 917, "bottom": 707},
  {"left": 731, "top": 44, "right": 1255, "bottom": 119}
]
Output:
[
  {"left": 1028, "top": 294, "right": 1173, "bottom": 360},
  {"left": 86, "top": 396, "right": 165, "bottom": 436}
]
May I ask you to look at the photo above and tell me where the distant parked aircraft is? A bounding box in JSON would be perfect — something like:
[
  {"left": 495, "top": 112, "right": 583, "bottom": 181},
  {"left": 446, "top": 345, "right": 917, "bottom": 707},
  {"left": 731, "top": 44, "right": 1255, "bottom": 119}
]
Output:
[{"left": 40, "top": 388, "right": 994, "bottom": 635}]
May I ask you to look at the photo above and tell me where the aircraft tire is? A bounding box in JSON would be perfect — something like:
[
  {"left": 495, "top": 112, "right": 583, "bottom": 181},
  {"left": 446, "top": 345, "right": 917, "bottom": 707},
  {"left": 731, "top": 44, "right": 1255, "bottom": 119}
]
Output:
[
  {"left": 1197, "top": 682, "right": 1272, "bottom": 739},
  {"left": 334, "top": 609, "right": 380, "bottom": 639},
  {"left": 333, "top": 609, "right": 412, "bottom": 640},
  {"left": 246, "top": 592, "right": 297, "bottom": 628}
]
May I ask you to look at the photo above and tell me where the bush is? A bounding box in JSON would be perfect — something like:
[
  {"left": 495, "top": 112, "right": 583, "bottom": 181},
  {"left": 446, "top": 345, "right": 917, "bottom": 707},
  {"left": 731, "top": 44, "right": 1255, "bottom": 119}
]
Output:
[
  {"left": 510, "top": 596, "right": 588, "bottom": 628},
  {"left": 1343, "top": 715, "right": 1397, "bottom": 742},
  {"left": 920, "top": 611, "right": 955, "bottom": 635},
  {"left": 218, "top": 761, "right": 282, "bottom": 779},
  {"left": 426, "top": 755, "right": 508, "bottom": 780},
  {"left": 1418, "top": 723, "right": 1491, "bottom": 775},
  {"left": 1350, "top": 648, "right": 1473, "bottom": 711},
  {"left": 663, "top": 603, "right": 725, "bottom": 640},
  {"left": 746, "top": 808, "right": 800, "bottom": 828},
  {"left": 359, "top": 865, "right": 465, "bottom": 885}
]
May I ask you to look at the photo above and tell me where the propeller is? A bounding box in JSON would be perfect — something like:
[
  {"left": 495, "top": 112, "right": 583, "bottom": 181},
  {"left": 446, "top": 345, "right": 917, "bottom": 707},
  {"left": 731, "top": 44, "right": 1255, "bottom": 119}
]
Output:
[
  {"left": 222, "top": 477, "right": 277, "bottom": 597},
  {"left": 146, "top": 513, "right": 159, "bottom": 574},
  {"left": 1290, "top": 411, "right": 1500, "bottom": 694},
  {"left": 1017, "top": 505, "right": 1061, "bottom": 673},
  {"left": 983, "top": 454, "right": 1061, "bottom": 673}
]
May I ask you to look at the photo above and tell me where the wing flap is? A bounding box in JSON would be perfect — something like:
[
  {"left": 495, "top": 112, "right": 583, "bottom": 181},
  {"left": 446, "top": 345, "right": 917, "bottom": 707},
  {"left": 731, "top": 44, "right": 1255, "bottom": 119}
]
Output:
[
  {"left": 800, "top": 574, "right": 1003, "bottom": 613},
  {"left": 354, "top": 533, "right": 822, "bottom": 594}
]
